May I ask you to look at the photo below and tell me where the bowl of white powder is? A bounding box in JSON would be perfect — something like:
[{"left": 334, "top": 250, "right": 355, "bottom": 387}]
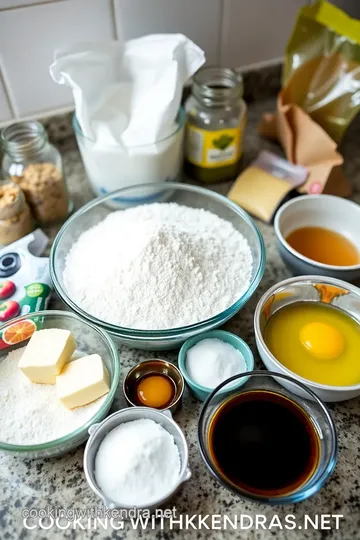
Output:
[
  {"left": 178, "top": 330, "right": 254, "bottom": 401},
  {"left": 51, "top": 183, "right": 265, "bottom": 350},
  {"left": 0, "top": 310, "right": 120, "bottom": 458},
  {"left": 84, "top": 407, "right": 191, "bottom": 510}
]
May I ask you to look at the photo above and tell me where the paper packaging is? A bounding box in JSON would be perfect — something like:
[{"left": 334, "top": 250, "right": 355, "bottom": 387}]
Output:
[
  {"left": 50, "top": 36, "right": 205, "bottom": 199},
  {"left": 259, "top": 93, "right": 351, "bottom": 197},
  {"left": 228, "top": 151, "right": 308, "bottom": 223},
  {"left": 283, "top": 0, "right": 360, "bottom": 144},
  {"left": 259, "top": 0, "right": 357, "bottom": 197},
  {"left": 0, "top": 229, "right": 52, "bottom": 349}
]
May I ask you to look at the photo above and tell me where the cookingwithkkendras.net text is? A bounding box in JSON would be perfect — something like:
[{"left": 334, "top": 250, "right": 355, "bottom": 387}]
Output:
[{"left": 22, "top": 507, "right": 344, "bottom": 531}]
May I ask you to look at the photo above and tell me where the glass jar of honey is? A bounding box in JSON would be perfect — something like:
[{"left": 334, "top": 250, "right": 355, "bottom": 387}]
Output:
[{"left": 184, "top": 67, "right": 247, "bottom": 184}]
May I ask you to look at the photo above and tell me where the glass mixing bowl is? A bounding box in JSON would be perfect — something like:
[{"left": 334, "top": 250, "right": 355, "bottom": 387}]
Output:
[
  {"left": 198, "top": 371, "right": 337, "bottom": 505},
  {"left": 50, "top": 183, "right": 265, "bottom": 350},
  {"left": 0, "top": 310, "right": 120, "bottom": 458}
]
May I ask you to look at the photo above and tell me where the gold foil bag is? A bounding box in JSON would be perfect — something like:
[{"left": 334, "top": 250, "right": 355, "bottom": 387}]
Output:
[
  {"left": 259, "top": 0, "right": 357, "bottom": 196},
  {"left": 283, "top": 0, "right": 360, "bottom": 143}
]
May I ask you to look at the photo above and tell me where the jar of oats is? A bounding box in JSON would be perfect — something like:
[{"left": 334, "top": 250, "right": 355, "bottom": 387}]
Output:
[
  {"left": 0, "top": 181, "right": 33, "bottom": 245},
  {"left": 1, "top": 121, "right": 72, "bottom": 223}
]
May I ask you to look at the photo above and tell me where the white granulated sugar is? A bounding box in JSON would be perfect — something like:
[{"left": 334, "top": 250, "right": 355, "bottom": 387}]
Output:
[
  {"left": 0, "top": 347, "right": 106, "bottom": 445},
  {"left": 63, "top": 203, "right": 253, "bottom": 330},
  {"left": 95, "top": 418, "right": 181, "bottom": 506},
  {"left": 186, "top": 338, "right": 247, "bottom": 389}
]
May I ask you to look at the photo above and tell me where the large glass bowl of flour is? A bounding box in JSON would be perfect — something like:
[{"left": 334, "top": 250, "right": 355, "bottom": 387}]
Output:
[{"left": 51, "top": 183, "right": 265, "bottom": 350}]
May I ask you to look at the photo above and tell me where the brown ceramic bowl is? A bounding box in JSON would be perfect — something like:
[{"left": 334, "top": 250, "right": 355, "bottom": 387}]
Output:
[{"left": 123, "top": 359, "right": 184, "bottom": 414}]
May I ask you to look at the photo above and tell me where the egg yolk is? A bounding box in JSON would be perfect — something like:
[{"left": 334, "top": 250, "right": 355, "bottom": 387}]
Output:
[
  {"left": 136, "top": 375, "right": 174, "bottom": 408},
  {"left": 299, "top": 322, "right": 345, "bottom": 360}
]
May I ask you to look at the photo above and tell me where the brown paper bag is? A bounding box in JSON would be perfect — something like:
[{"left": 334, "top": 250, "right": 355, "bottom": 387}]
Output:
[{"left": 259, "top": 93, "right": 351, "bottom": 197}]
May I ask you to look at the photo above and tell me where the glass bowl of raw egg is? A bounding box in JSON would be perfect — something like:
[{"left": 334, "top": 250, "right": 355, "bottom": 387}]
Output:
[
  {"left": 254, "top": 275, "right": 360, "bottom": 402},
  {"left": 274, "top": 194, "right": 360, "bottom": 282},
  {"left": 123, "top": 359, "right": 184, "bottom": 413}
]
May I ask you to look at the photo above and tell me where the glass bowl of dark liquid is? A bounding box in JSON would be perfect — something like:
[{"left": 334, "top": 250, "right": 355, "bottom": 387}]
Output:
[{"left": 198, "top": 371, "right": 337, "bottom": 504}]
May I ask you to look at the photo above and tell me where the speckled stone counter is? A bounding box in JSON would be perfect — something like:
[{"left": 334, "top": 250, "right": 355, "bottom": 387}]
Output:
[{"left": 1, "top": 96, "right": 360, "bottom": 540}]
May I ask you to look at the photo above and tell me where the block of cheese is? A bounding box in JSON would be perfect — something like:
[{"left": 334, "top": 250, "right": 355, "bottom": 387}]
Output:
[
  {"left": 18, "top": 329, "right": 76, "bottom": 384},
  {"left": 56, "top": 354, "right": 110, "bottom": 409}
]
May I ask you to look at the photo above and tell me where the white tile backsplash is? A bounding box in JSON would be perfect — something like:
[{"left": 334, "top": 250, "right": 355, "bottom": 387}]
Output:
[
  {"left": 113, "top": 0, "right": 222, "bottom": 64},
  {"left": 0, "top": 0, "right": 59, "bottom": 9},
  {"left": 0, "top": 73, "right": 12, "bottom": 122},
  {"left": 0, "top": 0, "right": 114, "bottom": 118},
  {"left": 221, "top": 0, "right": 305, "bottom": 68},
  {"left": 331, "top": 0, "right": 360, "bottom": 18},
  {"left": 1, "top": 0, "right": 360, "bottom": 123}
]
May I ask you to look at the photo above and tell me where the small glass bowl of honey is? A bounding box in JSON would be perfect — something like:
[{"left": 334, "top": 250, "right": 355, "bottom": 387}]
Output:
[{"left": 123, "top": 359, "right": 184, "bottom": 414}]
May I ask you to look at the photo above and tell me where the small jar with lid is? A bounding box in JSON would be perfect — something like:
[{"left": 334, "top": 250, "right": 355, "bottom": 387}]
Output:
[
  {"left": 184, "top": 67, "right": 247, "bottom": 184},
  {"left": 1, "top": 121, "right": 72, "bottom": 224},
  {"left": 0, "top": 181, "right": 33, "bottom": 245}
]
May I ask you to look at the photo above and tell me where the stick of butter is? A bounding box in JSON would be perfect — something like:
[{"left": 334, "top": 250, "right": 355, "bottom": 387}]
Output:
[
  {"left": 18, "top": 329, "right": 76, "bottom": 384},
  {"left": 56, "top": 354, "right": 110, "bottom": 409}
]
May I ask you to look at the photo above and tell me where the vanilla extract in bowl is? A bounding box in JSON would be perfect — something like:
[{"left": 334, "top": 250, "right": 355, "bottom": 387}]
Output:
[{"left": 208, "top": 390, "right": 320, "bottom": 498}]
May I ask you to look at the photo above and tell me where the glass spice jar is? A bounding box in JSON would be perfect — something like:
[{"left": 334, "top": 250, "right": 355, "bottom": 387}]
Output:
[
  {"left": 0, "top": 181, "right": 33, "bottom": 245},
  {"left": 184, "top": 66, "right": 247, "bottom": 184},
  {"left": 1, "top": 121, "right": 72, "bottom": 224}
]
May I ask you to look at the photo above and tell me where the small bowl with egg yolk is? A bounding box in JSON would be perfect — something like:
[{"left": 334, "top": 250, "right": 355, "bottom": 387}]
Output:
[
  {"left": 254, "top": 275, "right": 360, "bottom": 402},
  {"left": 123, "top": 359, "right": 184, "bottom": 414}
]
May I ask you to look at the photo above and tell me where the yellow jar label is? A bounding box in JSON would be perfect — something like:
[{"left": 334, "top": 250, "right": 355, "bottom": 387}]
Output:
[{"left": 185, "top": 123, "right": 244, "bottom": 168}]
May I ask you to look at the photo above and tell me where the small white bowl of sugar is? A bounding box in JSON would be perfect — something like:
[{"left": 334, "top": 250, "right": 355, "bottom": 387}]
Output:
[{"left": 178, "top": 330, "right": 254, "bottom": 401}]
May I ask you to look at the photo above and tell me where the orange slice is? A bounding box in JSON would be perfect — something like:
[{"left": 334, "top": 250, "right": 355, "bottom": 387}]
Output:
[{"left": 3, "top": 319, "right": 36, "bottom": 345}]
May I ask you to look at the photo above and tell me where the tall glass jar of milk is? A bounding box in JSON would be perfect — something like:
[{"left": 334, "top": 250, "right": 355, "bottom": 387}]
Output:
[{"left": 73, "top": 109, "right": 185, "bottom": 204}]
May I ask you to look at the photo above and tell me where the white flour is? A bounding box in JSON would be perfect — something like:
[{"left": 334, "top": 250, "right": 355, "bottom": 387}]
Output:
[
  {"left": 95, "top": 418, "right": 181, "bottom": 506},
  {"left": 63, "top": 203, "right": 253, "bottom": 330},
  {"left": 0, "top": 347, "right": 106, "bottom": 445}
]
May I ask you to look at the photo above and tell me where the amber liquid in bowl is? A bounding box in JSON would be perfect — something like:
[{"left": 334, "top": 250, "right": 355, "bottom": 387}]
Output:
[
  {"left": 208, "top": 390, "right": 320, "bottom": 497},
  {"left": 286, "top": 226, "right": 359, "bottom": 266}
]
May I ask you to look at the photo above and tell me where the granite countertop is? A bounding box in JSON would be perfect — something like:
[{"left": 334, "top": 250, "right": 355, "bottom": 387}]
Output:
[{"left": 1, "top": 96, "right": 360, "bottom": 540}]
